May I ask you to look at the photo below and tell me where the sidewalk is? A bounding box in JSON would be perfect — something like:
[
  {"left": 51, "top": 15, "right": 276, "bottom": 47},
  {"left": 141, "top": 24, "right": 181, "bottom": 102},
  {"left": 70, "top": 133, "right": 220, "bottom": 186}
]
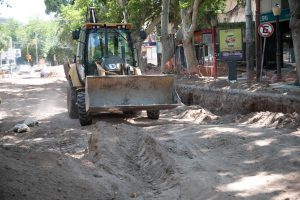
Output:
[{"left": 176, "top": 76, "right": 300, "bottom": 114}]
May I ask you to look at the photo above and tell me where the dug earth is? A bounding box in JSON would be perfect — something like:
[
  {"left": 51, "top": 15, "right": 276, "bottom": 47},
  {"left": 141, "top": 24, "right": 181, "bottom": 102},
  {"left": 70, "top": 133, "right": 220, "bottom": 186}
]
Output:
[{"left": 0, "top": 73, "right": 300, "bottom": 200}]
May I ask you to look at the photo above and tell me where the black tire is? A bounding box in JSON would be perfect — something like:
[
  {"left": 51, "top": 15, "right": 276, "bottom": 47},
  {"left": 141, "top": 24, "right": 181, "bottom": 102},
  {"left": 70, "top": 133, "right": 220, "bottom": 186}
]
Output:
[
  {"left": 77, "top": 91, "right": 92, "bottom": 126},
  {"left": 147, "top": 110, "right": 160, "bottom": 120},
  {"left": 67, "top": 86, "right": 79, "bottom": 119}
]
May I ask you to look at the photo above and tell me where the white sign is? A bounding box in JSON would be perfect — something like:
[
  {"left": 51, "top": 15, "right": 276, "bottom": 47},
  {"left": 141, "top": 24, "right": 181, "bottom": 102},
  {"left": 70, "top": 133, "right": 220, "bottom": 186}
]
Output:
[
  {"left": 6, "top": 48, "right": 15, "bottom": 59},
  {"left": 1, "top": 48, "right": 21, "bottom": 60},
  {"left": 15, "top": 49, "right": 21, "bottom": 58}
]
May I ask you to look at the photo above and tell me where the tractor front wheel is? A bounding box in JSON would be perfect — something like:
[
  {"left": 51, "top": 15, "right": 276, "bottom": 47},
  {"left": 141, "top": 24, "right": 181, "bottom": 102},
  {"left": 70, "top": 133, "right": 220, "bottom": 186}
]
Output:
[
  {"left": 67, "top": 86, "right": 78, "bottom": 119},
  {"left": 77, "top": 91, "right": 92, "bottom": 126}
]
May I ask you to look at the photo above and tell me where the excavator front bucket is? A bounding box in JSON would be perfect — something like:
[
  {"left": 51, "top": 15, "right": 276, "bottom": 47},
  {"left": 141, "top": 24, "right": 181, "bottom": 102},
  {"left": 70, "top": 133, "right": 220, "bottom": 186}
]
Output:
[{"left": 85, "top": 75, "right": 181, "bottom": 112}]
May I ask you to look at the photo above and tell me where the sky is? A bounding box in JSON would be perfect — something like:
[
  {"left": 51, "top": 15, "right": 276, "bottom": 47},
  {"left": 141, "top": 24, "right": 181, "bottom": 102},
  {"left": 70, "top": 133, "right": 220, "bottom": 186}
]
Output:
[{"left": 0, "top": 0, "right": 51, "bottom": 23}]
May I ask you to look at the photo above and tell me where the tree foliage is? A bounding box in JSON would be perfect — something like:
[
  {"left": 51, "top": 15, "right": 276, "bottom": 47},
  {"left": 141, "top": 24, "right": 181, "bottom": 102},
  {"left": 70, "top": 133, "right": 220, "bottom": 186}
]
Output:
[
  {"left": 0, "top": 0, "right": 10, "bottom": 7},
  {"left": 46, "top": 0, "right": 162, "bottom": 34},
  {"left": 0, "top": 18, "right": 62, "bottom": 65},
  {"left": 1, "top": 0, "right": 230, "bottom": 67},
  {"left": 48, "top": 0, "right": 163, "bottom": 69},
  {"left": 42, "top": 0, "right": 228, "bottom": 70},
  {"left": 0, "top": 32, "right": 9, "bottom": 52},
  {"left": 44, "top": 0, "right": 74, "bottom": 14}
]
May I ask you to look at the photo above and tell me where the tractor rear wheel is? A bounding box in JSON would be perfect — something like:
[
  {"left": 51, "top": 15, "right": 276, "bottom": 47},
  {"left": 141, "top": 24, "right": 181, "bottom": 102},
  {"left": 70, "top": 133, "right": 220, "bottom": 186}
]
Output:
[
  {"left": 67, "top": 86, "right": 78, "bottom": 119},
  {"left": 77, "top": 91, "right": 92, "bottom": 126},
  {"left": 147, "top": 110, "right": 160, "bottom": 120}
]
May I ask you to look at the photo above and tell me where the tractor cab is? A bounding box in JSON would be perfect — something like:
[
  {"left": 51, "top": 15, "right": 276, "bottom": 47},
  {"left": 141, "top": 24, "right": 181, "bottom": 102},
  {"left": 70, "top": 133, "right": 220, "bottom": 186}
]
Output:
[
  {"left": 73, "top": 7, "right": 137, "bottom": 77},
  {"left": 74, "top": 23, "right": 136, "bottom": 77},
  {"left": 86, "top": 24, "right": 135, "bottom": 75}
]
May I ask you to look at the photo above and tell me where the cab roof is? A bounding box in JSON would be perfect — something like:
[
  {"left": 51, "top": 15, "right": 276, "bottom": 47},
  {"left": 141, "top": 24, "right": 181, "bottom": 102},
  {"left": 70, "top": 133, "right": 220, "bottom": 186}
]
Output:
[{"left": 85, "top": 23, "right": 132, "bottom": 30}]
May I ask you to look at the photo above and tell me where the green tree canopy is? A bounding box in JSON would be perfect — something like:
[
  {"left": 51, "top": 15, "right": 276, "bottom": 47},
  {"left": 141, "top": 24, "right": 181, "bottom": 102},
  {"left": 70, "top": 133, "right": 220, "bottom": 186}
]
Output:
[
  {"left": 44, "top": 0, "right": 74, "bottom": 14},
  {"left": 0, "top": 18, "right": 62, "bottom": 65}
]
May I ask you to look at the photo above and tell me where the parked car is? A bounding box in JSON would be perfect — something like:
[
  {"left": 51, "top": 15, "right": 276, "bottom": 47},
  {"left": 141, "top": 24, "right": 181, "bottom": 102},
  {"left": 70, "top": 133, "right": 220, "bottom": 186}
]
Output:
[
  {"left": 18, "top": 65, "right": 32, "bottom": 75},
  {"left": 0, "top": 64, "right": 11, "bottom": 73}
]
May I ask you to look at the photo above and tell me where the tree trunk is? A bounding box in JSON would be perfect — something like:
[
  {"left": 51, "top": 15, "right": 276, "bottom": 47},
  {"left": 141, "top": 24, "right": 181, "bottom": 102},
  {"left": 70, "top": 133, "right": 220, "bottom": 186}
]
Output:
[
  {"left": 161, "top": 0, "right": 175, "bottom": 72},
  {"left": 131, "top": 16, "right": 161, "bottom": 72},
  {"left": 135, "top": 40, "right": 147, "bottom": 72},
  {"left": 288, "top": 0, "right": 300, "bottom": 84},
  {"left": 131, "top": 32, "right": 146, "bottom": 72},
  {"left": 180, "top": 0, "right": 202, "bottom": 74},
  {"left": 182, "top": 38, "right": 198, "bottom": 74},
  {"left": 245, "top": 0, "right": 254, "bottom": 80},
  {"left": 118, "top": 0, "right": 129, "bottom": 23},
  {"left": 117, "top": 0, "right": 160, "bottom": 72}
]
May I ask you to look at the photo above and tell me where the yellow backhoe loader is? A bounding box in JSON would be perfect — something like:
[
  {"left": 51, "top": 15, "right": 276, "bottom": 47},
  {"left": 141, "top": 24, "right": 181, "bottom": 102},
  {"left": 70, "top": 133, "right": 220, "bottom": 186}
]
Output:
[{"left": 65, "top": 7, "right": 181, "bottom": 126}]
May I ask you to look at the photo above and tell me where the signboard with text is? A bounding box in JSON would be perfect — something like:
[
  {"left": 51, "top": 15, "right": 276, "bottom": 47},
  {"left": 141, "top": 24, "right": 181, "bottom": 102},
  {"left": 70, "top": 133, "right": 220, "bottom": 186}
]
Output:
[
  {"left": 219, "top": 28, "right": 243, "bottom": 61},
  {"left": 260, "top": 8, "right": 291, "bottom": 23}
]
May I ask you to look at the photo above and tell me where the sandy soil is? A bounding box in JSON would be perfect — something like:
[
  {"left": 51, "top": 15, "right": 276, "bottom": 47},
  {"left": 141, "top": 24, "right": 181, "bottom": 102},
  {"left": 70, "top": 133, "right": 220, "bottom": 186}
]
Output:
[{"left": 0, "top": 70, "right": 300, "bottom": 200}]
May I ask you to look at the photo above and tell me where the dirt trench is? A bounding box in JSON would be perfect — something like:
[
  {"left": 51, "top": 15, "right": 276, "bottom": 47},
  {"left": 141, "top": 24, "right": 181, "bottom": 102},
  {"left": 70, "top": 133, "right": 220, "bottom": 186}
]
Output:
[
  {"left": 177, "top": 81, "right": 300, "bottom": 114},
  {"left": 0, "top": 121, "right": 180, "bottom": 200}
]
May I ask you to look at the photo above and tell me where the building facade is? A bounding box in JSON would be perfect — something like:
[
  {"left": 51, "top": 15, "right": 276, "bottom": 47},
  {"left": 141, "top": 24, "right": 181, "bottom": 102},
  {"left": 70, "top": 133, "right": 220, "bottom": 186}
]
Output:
[{"left": 260, "top": 0, "right": 294, "bottom": 69}]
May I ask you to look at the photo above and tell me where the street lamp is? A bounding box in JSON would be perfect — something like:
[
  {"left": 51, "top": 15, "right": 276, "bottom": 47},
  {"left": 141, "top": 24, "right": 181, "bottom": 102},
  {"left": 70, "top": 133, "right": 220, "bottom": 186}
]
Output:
[
  {"left": 272, "top": 3, "right": 282, "bottom": 81},
  {"left": 210, "top": 15, "right": 218, "bottom": 79}
]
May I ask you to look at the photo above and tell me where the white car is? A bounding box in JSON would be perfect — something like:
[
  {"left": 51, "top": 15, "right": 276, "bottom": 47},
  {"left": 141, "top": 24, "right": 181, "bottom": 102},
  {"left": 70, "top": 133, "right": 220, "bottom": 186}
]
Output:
[
  {"left": 0, "top": 64, "right": 10, "bottom": 72},
  {"left": 19, "top": 65, "right": 32, "bottom": 75}
]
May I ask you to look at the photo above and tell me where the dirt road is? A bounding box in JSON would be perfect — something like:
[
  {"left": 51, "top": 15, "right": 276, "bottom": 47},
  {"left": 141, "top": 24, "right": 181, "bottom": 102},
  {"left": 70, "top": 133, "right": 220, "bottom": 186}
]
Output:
[{"left": 0, "top": 73, "right": 300, "bottom": 200}]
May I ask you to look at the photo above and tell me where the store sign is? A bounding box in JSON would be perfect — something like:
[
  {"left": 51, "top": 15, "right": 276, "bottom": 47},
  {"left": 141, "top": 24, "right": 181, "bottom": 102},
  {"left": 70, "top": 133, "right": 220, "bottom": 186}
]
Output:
[
  {"left": 219, "top": 28, "right": 243, "bottom": 61},
  {"left": 260, "top": 8, "right": 291, "bottom": 23}
]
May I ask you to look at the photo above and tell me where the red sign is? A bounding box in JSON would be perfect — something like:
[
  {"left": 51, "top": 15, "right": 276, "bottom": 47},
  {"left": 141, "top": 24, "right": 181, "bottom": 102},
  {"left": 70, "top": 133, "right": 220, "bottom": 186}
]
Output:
[
  {"left": 258, "top": 22, "right": 274, "bottom": 37},
  {"left": 194, "top": 29, "right": 212, "bottom": 43}
]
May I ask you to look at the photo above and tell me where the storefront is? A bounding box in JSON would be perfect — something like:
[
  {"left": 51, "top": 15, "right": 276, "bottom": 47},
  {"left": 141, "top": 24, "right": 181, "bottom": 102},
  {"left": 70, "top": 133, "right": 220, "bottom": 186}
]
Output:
[
  {"left": 194, "top": 29, "right": 214, "bottom": 67},
  {"left": 260, "top": 0, "right": 295, "bottom": 68}
]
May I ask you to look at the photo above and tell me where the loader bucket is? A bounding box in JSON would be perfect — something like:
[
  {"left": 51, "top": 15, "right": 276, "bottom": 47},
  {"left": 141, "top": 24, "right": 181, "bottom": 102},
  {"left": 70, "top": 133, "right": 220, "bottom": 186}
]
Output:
[{"left": 85, "top": 75, "right": 181, "bottom": 112}]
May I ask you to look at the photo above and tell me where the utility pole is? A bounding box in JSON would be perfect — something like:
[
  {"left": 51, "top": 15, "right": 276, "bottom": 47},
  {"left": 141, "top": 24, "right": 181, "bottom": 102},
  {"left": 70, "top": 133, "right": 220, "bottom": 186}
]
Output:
[
  {"left": 246, "top": 0, "right": 254, "bottom": 80},
  {"left": 35, "top": 32, "right": 38, "bottom": 65}
]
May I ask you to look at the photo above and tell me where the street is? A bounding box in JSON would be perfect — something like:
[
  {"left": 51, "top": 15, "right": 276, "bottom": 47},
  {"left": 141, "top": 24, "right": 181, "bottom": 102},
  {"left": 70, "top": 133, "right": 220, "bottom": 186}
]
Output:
[{"left": 0, "top": 73, "right": 300, "bottom": 200}]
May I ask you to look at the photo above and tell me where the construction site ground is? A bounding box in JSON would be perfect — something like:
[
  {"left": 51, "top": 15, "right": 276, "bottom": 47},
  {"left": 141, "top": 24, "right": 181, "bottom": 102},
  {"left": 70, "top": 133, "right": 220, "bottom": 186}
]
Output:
[{"left": 0, "top": 67, "right": 300, "bottom": 200}]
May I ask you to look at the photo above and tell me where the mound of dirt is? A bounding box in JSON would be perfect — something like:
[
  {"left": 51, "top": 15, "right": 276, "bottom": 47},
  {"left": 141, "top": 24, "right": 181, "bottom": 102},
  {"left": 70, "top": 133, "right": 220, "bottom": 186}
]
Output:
[
  {"left": 162, "top": 106, "right": 300, "bottom": 130},
  {"left": 0, "top": 146, "right": 113, "bottom": 200},
  {"left": 0, "top": 127, "right": 91, "bottom": 158},
  {"left": 237, "top": 111, "right": 300, "bottom": 129},
  {"left": 162, "top": 105, "right": 219, "bottom": 123}
]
